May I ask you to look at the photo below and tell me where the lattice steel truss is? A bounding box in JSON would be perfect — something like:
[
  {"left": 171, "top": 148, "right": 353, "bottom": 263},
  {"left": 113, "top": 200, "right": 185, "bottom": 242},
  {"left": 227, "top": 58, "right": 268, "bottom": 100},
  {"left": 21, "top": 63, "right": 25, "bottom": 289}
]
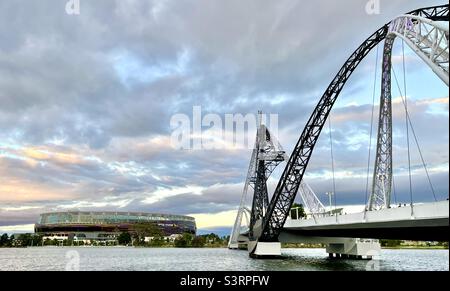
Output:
[
  {"left": 369, "top": 36, "right": 395, "bottom": 211},
  {"left": 229, "top": 113, "right": 326, "bottom": 246},
  {"left": 229, "top": 113, "right": 286, "bottom": 246},
  {"left": 389, "top": 15, "right": 449, "bottom": 85}
]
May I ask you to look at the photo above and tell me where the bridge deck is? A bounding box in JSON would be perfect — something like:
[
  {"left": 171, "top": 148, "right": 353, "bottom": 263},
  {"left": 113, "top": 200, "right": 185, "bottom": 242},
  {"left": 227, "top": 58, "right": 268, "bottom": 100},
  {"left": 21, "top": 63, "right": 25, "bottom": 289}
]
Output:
[{"left": 283, "top": 201, "right": 449, "bottom": 241}]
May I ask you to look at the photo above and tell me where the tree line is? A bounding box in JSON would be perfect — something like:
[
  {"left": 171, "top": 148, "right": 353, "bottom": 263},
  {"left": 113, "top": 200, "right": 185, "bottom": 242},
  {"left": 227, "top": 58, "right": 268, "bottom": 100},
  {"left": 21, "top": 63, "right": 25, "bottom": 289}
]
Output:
[
  {"left": 0, "top": 233, "right": 43, "bottom": 247},
  {"left": 118, "top": 232, "right": 229, "bottom": 248},
  {"left": 0, "top": 232, "right": 230, "bottom": 248}
]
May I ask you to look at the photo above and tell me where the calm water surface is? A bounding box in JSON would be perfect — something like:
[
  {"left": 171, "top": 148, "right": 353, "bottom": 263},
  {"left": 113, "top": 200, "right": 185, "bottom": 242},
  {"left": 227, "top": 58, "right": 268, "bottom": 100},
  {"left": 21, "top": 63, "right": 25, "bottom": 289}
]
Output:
[{"left": 0, "top": 247, "right": 448, "bottom": 271}]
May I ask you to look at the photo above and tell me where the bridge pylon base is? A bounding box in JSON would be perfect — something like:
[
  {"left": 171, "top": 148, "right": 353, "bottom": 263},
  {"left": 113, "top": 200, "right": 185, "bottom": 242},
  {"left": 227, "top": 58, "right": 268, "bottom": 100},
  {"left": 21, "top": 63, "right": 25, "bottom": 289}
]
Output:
[
  {"left": 228, "top": 243, "right": 239, "bottom": 250},
  {"left": 248, "top": 241, "right": 281, "bottom": 259},
  {"left": 228, "top": 243, "right": 249, "bottom": 250},
  {"left": 326, "top": 239, "right": 380, "bottom": 260}
]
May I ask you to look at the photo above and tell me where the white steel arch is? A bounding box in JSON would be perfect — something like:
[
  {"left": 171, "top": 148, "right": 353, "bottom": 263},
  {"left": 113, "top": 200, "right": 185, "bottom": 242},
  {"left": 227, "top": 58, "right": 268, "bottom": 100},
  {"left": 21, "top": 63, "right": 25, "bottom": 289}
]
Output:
[
  {"left": 389, "top": 15, "right": 448, "bottom": 85},
  {"left": 368, "top": 15, "right": 449, "bottom": 210}
]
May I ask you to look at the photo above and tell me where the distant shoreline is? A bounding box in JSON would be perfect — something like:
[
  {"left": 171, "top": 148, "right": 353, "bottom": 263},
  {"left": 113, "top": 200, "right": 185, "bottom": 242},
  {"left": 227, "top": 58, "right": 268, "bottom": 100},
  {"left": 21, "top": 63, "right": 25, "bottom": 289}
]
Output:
[{"left": 381, "top": 246, "right": 449, "bottom": 250}]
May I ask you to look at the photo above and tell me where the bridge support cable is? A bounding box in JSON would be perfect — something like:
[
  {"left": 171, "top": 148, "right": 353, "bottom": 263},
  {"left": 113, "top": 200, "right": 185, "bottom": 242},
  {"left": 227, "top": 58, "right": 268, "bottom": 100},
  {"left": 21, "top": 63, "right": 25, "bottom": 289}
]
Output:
[
  {"left": 297, "top": 181, "right": 326, "bottom": 218},
  {"left": 392, "top": 174, "right": 398, "bottom": 205},
  {"left": 391, "top": 67, "right": 439, "bottom": 203},
  {"left": 257, "top": 5, "right": 448, "bottom": 243},
  {"left": 402, "top": 40, "right": 414, "bottom": 213},
  {"left": 328, "top": 116, "right": 338, "bottom": 221},
  {"left": 228, "top": 137, "right": 258, "bottom": 248}
]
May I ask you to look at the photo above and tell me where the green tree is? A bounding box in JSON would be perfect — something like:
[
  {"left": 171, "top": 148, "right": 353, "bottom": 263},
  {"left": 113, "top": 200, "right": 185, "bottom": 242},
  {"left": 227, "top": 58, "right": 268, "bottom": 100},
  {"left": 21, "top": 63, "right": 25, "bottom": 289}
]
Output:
[
  {"left": 204, "top": 233, "right": 220, "bottom": 244},
  {"left": 16, "top": 234, "right": 32, "bottom": 247},
  {"left": 148, "top": 235, "right": 166, "bottom": 247},
  {"left": 117, "top": 232, "right": 132, "bottom": 245},
  {"left": 132, "top": 235, "right": 145, "bottom": 247},
  {"left": 13, "top": 234, "right": 42, "bottom": 247},
  {"left": 32, "top": 234, "right": 43, "bottom": 246},
  {"left": 132, "top": 223, "right": 163, "bottom": 243},
  {"left": 191, "top": 236, "right": 206, "bottom": 248},
  {"left": 0, "top": 234, "right": 9, "bottom": 247},
  {"left": 290, "top": 203, "right": 306, "bottom": 219},
  {"left": 222, "top": 235, "right": 230, "bottom": 243},
  {"left": 438, "top": 241, "right": 449, "bottom": 248},
  {"left": 44, "top": 238, "right": 57, "bottom": 246},
  {"left": 380, "top": 239, "right": 402, "bottom": 247},
  {"left": 174, "top": 233, "right": 193, "bottom": 248}
]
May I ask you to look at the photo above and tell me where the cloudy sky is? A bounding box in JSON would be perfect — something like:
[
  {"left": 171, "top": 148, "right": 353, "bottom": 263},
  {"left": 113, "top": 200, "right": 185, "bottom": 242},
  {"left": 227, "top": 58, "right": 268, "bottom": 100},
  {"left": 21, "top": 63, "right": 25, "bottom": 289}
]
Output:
[{"left": 0, "top": 0, "right": 448, "bottom": 234}]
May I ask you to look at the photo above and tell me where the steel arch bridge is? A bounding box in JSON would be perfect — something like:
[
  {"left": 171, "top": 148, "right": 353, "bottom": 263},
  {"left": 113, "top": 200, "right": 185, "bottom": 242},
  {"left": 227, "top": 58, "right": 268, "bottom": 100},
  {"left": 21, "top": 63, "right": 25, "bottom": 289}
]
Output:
[{"left": 231, "top": 4, "right": 449, "bottom": 255}]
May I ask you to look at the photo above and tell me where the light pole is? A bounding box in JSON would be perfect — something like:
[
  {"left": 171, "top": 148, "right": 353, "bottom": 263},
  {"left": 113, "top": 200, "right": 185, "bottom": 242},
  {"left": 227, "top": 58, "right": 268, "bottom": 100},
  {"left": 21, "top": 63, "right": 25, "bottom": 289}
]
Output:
[{"left": 326, "top": 192, "right": 334, "bottom": 215}]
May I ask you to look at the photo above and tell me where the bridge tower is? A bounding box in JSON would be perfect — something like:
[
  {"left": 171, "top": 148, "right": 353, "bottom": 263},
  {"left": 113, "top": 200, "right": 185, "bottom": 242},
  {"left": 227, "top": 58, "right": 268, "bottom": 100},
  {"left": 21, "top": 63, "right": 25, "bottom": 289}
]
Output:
[
  {"left": 368, "top": 12, "right": 450, "bottom": 210},
  {"left": 229, "top": 112, "right": 327, "bottom": 256},
  {"left": 228, "top": 111, "right": 286, "bottom": 249}
]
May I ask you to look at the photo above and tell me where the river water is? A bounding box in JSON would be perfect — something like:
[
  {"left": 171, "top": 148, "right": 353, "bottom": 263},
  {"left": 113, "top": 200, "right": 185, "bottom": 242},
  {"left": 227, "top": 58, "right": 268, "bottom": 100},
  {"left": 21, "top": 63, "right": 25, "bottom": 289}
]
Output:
[{"left": 0, "top": 247, "right": 448, "bottom": 271}]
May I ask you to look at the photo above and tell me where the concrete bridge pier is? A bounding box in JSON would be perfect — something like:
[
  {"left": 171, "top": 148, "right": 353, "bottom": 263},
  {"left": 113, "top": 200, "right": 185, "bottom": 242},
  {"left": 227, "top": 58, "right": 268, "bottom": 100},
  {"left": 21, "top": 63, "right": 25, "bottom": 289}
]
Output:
[
  {"left": 326, "top": 239, "right": 380, "bottom": 260},
  {"left": 279, "top": 231, "right": 381, "bottom": 260},
  {"left": 248, "top": 241, "right": 282, "bottom": 259}
]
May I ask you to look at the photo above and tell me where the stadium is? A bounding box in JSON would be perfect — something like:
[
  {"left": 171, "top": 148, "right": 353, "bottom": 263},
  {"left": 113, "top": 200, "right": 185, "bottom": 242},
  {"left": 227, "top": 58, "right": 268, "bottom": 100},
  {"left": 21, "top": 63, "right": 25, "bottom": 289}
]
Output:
[{"left": 35, "top": 211, "right": 196, "bottom": 242}]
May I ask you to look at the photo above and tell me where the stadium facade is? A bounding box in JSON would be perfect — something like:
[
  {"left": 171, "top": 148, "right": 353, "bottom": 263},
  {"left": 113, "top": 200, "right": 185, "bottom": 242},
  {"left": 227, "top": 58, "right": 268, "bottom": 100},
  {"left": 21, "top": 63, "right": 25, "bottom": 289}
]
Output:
[{"left": 35, "top": 211, "right": 196, "bottom": 242}]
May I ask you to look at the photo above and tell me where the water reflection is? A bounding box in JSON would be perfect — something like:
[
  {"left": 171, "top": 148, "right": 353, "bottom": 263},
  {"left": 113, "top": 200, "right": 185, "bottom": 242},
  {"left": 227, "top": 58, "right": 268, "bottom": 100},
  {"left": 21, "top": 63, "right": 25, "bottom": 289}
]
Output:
[{"left": 0, "top": 247, "right": 447, "bottom": 271}]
